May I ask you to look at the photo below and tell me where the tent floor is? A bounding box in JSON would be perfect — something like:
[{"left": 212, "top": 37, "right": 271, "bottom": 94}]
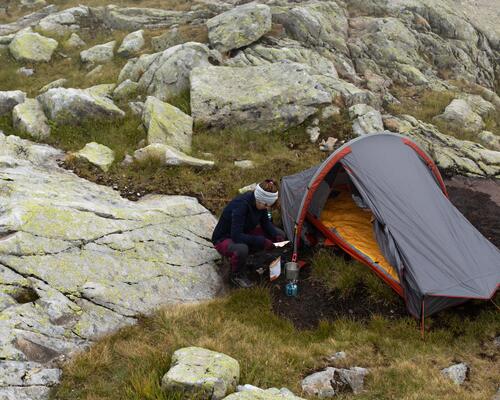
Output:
[{"left": 319, "top": 190, "right": 400, "bottom": 284}]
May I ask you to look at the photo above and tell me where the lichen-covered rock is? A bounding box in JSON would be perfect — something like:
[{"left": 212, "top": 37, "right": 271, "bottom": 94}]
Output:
[
  {"left": 0, "top": 90, "right": 26, "bottom": 116},
  {"left": 117, "top": 29, "right": 145, "bottom": 57},
  {"left": 9, "top": 30, "right": 58, "bottom": 62},
  {"left": 0, "top": 132, "right": 223, "bottom": 397},
  {"left": 151, "top": 26, "right": 184, "bottom": 52},
  {"left": 113, "top": 79, "right": 138, "bottom": 100},
  {"left": 36, "top": 6, "right": 89, "bottom": 37},
  {"left": 349, "top": 103, "right": 384, "bottom": 136},
  {"left": 12, "top": 99, "right": 51, "bottom": 139},
  {"left": 134, "top": 143, "right": 214, "bottom": 168},
  {"left": 64, "top": 32, "right": 86, "bottom": 48},
  {"left": 227, "top": 385, "right": 305, "bottom": 399},
  {"left": 37, "top": 88, "right": 125, "bottom": 125},
  {"left": 458, "top": 94, "right": 496, "bottom": 119},
  {"left": 143, "top": 96, "right": 192, "bottom": 152},
  {"left": 118, "top": 42, "right": 217, "bottom": 102},
  {"left": 206, "top": 3, "right": 271, "bottom": 52},
  {"left": 190, "top": 62, "right": 331, "bottom": 134},
  {"left": 74, "top": 142, "right": 115, "bottom": 172},
  {"left": 161, "top": 347, "right": 239, "bottom": 400},
  {"left": 301, "top": 366, "right": 369, "bottom": 397},
  {"left": 80, "top": 41, "right": 115, "bottom": 64},
  {"left": 301, "top": 367, "right": 336, "bottom": 398},
  {"left": 85, "top": 83, "right": 116, "bottom": 98},
  {"left": 433, "top": 99, "right": 484, "bottom": 134},
  {"left": 478, "top": 131, "right": 500, "bottom": 151},
  {"left": 39, "top": 78, "right": 68, "bottom": 93},
  {"left": 383, "top": 114, "right": 500, "bottom": 177},
  {"left": 441, "top": 362, "right": 468, "bottom": 385},
  {"left": 0, "top": 5, "right": 57, "bottom": 36}
]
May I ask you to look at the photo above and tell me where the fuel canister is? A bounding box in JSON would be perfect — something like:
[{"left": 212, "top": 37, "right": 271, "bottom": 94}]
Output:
[{"left": 285, "top": 281, "right": 298, "bottom": 297}]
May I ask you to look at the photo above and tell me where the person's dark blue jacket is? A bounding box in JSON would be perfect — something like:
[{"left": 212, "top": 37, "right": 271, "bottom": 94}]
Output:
[{"left": 212, "top": 191, "right": 279, "bottom": 248}]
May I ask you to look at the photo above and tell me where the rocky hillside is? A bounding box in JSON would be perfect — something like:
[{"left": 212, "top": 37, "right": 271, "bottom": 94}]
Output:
[{"left": 0, "top": 0, "right": 499, "bottom": 399}]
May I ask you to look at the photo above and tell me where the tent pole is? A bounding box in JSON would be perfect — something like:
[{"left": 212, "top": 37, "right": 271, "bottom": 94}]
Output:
[{"left": 420, "top": 299, "right": 425, "bottom": 340}]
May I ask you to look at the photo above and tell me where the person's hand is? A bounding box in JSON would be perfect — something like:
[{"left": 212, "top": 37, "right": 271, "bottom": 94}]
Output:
[
  {"left": 274, "top": 235, "right": 285, "bottom": 243},
  {"left": 264, "top": 239, "right": 275, "bottom": 250}
]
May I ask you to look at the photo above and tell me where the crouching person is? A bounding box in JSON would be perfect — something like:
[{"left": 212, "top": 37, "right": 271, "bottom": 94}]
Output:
[{"left": 211, "top": 179, "right": 286, "bottom": 288}]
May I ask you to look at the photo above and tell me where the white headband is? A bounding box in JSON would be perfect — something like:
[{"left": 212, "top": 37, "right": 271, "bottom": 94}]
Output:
[{"left": 254, "top": 184, "right": 278, "bottom": 206}]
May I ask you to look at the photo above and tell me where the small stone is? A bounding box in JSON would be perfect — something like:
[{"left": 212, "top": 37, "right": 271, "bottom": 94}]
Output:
[
  {"left": 39, "top": 78, "right": 68, "bottom": 93},
  {"left": 121, "top": 154, "right": 134, "bottom": 166},
  {"left": 307, "top": 125, "right": 321, "bottom": 143},
  {"left": 128, "top": 101, "right": 144, "bottom": 116},
  {"left": 17, "top": 67, "right": 35, "bottom": 76},
  {"left": 327, "top": 351, "right": 346, "bottom": 362},
  {"left": 0, "top": 90, "right": 26, "bottom": 116},
  {"left": 301, "top": 367, "right": 336, "bottom": 398},
  {"left": 75, "top": 142, "right": 115, "bottom": 172},
  {"left": 12, "top": 98, "right": 51, "bottom": 139},
  {"left": 117, "top": 30, "right": 145, "bottom": 57},
  {"left": 161, "top": 347, "right": 239, "bottom": 400},
  {"left": 234, "top": 160, "right": 254, "bottom": 169},
  {"left": 65, "top": 33, "right": 86, "bottom": 49},
  {"left": 134, "top": 144, "right": 214, "bottom": 168},
  {"left": 441, "top": 362, "right": 468, "bottom": 385},
  {"left": 319, "top": 137, "right": 338, "bottom": 152},
  {"left": 80, "top": 41, "right": 115, "bottom": 64}
]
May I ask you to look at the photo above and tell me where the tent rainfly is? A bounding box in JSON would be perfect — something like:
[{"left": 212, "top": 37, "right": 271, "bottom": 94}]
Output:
[{"left": 280, "top": 133, "right": 500, "bottom": 318}]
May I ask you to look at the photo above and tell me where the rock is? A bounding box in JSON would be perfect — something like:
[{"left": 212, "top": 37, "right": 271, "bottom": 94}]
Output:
[
  {"left": 433, "top": 99, "right": 484, "bottom": 135},
  {"left": 478, "top": 131, "right": 500, "bottom": 151},
  {"left": 0, "top": 33, "right": 15, "bottom": 45},
  {"left": 64, "top": 33, "right": 86, "bottom": 49},
  {"left": 0, "top": 90, "right": 26, "bottom": 116},
  {"left": 206, "top": 3, "right": 272, "bottom": 52},
  {"left": 0, "top": 133, "right": 223, "bottom": 395},
  {"left": 301, "top": 368, "right": 336, "bottom": 398},
  {"left": 96, "top": 5, "right": 216, "bottom": 31},
  {"left": 85, "top": 83, "right": 116, "bottom": 98},
  {"left": 390, "top": 114, "right": 500, "bottom": 177},
  {"left": 228, "top": 385, "right": 305, "bottom": 399},
  {"left": 152, "top": 26, "right": 184, "bottom": 52},
  {"left": 36, "top": 6, "right": 89, "bottom": 37},
  {"left": 74, "top": 142, "right": 115, "bottom": 172},
  {"left": 9, "top": 30, "right": 58, "bottom": 63},
  {"left": 134, "top": 144, "right": 214, "bottom": 168},
  {"left": 349, "top": 104, "right": 384, "bottom": 136},
  {"left": 38, "top": 88, "right": 124, "bottom": 125},
  {"left": 113, "top": 79, "right": 139, "bottom": 101},
  {"left": 142, "top": 96, "right": 193, "bottom": 152},
  {"left": 302, "top": 367, "right": 368, "bottom": 397},
  {"left": 17, "top": 67, "right": 34, "bottom": 77},
  {"left": 118, "top": 42, "right": 216, "bottom": 102},
  {"left": 161, "top": 347, "right": 239, "bottom": 399},
  {"left": 327, "top": 351, "right": 346, "bottom": 362},
  {"left": 117, "top": 30, "right": 145, "bottom": 57},
  {"left": 20, "top": 0, "right": 47, "bottom": 9},
  {"left": 85, "top": 65, "right": 104, "bottom": 80},
  {"left": 12, "top": 99, "right": 51, "bottom": 139},
  {"left": 441, "top": 363, "right": 468, "bottom": 385},
  {"left": 190, "top": 62, "right": 331, "bottom": 134},
  {"left": 320, "top": 106, "right": 340, "bottom": 120},
  {"left": 80, "top": 41, "right": 115, "bottom": 64},
  {"left": 459, "top": 94, "right": 496, "bottom": 119},
  {"left": 121, "top": 154, "right": 134, "bottom": 166},
  {"left": 234, "top": 160, "right": 254, "bottom": 169},
  {"left": 0, "top": 5, "right": 58, "bottom": 36},
  {"left": 39, "top": 78, "right": 68, "bottom": 93},
  {"left": 128, "top": 101, "right": 145, "bottom": 116},
  {"left": 238, "top": 183, "right": 257, "bottom": 194},
  {"left": 319, "top": 137, "right": 338, "bottom": 152}
]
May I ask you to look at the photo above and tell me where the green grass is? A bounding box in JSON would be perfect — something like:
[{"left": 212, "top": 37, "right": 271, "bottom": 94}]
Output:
[{"left": 50, "top": 288, "right": 500, "bottom": 400}]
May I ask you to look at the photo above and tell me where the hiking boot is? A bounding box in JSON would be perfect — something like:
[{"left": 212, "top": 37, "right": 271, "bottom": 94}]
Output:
[{"left": 230, "top": 272, "right": 255, "bottom": 289}]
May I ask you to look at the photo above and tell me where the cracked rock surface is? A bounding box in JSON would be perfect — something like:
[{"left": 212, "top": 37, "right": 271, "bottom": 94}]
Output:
[{"left": 0, "top": 132, "right": 223, "bottom": 399}]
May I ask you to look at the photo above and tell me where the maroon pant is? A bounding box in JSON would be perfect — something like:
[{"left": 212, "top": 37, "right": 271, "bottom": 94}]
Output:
[{"left": 214, "top": 227, "right": 285, "bottom": 273}]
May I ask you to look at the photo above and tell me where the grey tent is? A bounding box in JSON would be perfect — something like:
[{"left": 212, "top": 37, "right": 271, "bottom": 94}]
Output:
[{"left": 281, "top": 133, "right": 500, "bottom": 317}]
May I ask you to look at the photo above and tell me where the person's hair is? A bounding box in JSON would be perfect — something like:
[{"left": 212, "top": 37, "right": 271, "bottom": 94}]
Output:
[{"left": 259, "top": 179, "right": 278, "bottom": 193}]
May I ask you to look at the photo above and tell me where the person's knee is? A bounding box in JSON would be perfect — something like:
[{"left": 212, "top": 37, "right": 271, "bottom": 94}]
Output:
[{"left": 232, "top": 243, "right": 249, "bottom": 258}]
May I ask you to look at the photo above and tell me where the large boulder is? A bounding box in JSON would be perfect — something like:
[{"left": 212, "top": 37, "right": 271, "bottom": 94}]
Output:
[
  {"left": 37, "top": 88, "right": 125, "bottom": 125},
  {"left": 143, "top": 96, "right": 193, "bottom": 152},
  {"left": 118, "top": 42, "right": 217, "bottom": 102},
  {"left": 0, "top": 90, "right": 26, "bottom": 116},
  {"left": 80, "top": 41, "right": 115, "bottom": 64},
  {"left": 9, "top": 30, "right": 58, "bottom": 62},
  {"left": 161, "top": 347, "right": 239, "bottom": 400},
  {"left": 190, "top": 62, "right": 331, "bottom": 133},
  {"left": 349, "top": 103, "right": 384, "bottom": 136},
  {"left": 12, "top": 99, "right": 51, "bottom": 139},
  {"left": 433, "top": 99, "right": 484, "bottom": 135},
  {"left": 206, "top": 3, "right": 272, "bottom": 52},
  {"left": 0, "top": 132, "right": 223, "bottom": 397},
  {"left": 36, "top": 6, "right": 89, "bottom": 37}
]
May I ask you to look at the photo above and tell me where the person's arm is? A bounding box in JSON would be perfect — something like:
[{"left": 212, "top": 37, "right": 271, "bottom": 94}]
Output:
[
  {"left": 260, "top": 213, "right": 281, "bottom": 241},
  {"left": 231, "top": 204, "right": 267, "bottom": 248}
]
